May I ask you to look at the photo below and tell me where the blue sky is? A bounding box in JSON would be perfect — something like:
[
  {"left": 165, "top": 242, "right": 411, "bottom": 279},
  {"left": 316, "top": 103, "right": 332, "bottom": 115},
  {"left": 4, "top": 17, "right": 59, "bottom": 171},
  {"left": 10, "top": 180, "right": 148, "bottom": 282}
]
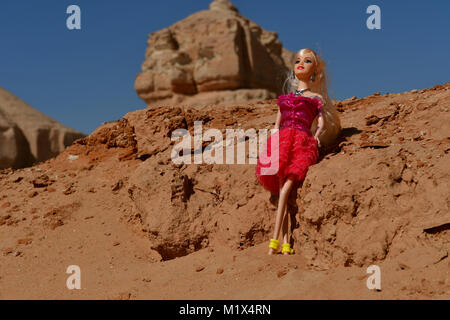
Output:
[{"left": 1, "top": 0, "right": 449, "bottom": 134}]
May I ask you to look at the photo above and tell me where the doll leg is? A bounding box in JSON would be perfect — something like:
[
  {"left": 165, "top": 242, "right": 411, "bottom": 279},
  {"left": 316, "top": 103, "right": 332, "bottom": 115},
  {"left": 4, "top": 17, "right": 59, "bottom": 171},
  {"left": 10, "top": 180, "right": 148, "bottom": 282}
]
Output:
[
  {"left": 281, "top": 187, "right": 296, "bottom": 254},
  {"left": 267, "top": 178, "right": 284, "bottom": 255},
  {"left": 281, "top": 206, "right": 289, "bottom": 244},
  {"left": 268, "top": 175, "right": 295, "bottom": 255}
]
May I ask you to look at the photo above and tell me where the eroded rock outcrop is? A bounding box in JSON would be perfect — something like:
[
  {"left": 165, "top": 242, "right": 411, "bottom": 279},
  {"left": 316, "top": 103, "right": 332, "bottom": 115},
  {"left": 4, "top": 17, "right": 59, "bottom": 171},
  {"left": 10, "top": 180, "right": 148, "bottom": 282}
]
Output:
[
  {"left": 135, "top": 0, "right": 295, "bottom": 107},
  {"left": 0, "top": 87, "right": 86, "bottom": 169},
  {"left": 0, "top": 110, "right": 32, "bottom": 168}
]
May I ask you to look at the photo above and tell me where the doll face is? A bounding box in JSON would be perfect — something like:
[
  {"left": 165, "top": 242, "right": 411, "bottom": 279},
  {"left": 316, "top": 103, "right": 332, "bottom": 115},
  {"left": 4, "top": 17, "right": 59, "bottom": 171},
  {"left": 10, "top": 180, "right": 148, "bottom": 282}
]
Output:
[{"left": 294, "top": 52, "right": 316, "bottom": 79}]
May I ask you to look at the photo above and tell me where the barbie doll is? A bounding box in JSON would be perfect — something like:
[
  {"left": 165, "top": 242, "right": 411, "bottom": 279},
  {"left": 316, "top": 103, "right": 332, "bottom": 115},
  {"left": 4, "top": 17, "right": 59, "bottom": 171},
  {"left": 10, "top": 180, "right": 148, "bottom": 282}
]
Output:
[{"left": 255, "top": 48, "right": 341, "bottom": 255}]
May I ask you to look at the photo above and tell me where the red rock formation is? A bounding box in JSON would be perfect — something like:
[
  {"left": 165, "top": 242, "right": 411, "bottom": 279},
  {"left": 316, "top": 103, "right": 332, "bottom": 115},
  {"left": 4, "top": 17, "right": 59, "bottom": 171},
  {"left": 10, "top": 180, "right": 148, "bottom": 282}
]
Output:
[
  {"left": 135, "top": 0, "right": 295, "bottom": 107},
  {"left": 0, "top": 87, "right": 86, "bottom": 169}
]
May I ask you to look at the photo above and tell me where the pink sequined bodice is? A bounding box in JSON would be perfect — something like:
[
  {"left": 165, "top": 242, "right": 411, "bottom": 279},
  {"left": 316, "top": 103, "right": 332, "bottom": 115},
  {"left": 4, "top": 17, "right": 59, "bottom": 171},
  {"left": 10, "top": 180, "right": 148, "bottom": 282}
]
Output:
[{"left": 278, "top": 93, "right": 324, "bottom": 134}]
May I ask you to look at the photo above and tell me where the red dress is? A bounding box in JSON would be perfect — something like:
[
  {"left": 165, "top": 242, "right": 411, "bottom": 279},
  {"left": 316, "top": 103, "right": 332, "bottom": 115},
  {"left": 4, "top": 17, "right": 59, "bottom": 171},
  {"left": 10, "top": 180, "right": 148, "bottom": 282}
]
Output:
[{"left": 255, "top": 93, "right": 324, "bottom": 195}]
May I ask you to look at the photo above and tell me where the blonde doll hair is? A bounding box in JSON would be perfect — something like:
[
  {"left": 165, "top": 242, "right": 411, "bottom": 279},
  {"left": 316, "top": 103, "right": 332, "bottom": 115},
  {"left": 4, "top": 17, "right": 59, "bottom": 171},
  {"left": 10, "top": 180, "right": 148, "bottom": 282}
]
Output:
[{"left": 283, "top": 48, "right": 341, "bottom": 147}]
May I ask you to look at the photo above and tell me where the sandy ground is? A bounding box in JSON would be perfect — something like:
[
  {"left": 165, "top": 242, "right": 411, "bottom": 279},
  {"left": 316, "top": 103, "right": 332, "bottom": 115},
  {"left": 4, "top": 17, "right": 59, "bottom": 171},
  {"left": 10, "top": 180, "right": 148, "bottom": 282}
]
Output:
[{"left": 0, "top": 83, "right": 449, "bottom": 299}]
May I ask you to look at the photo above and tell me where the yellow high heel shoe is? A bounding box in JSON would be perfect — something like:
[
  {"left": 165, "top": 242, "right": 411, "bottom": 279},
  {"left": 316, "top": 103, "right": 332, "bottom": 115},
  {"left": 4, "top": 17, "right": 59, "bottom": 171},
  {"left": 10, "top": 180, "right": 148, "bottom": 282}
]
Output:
[
  {"left": 268, "top": 239, "right": 279, "bottom": 254},
  {"left": 281, "top": 243, "right": 295, "bottom": 255}
]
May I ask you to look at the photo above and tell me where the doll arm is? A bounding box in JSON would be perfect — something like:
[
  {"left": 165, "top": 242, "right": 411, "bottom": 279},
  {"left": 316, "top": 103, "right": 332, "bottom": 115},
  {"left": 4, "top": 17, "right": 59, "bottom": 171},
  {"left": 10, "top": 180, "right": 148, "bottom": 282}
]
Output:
[
  {"left": 314, "top": 109, "right": 324, "bottom": 139},
  {"left": 274, "top": 108, "right": 281, "bottom": 130},
  {"left": 314, "top": 99, "right": 325, "bottom": 139}
]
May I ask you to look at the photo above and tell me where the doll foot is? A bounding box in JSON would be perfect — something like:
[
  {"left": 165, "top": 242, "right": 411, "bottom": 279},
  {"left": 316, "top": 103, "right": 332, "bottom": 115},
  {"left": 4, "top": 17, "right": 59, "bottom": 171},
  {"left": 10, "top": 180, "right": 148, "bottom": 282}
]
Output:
[
  {"left": 281, "top": 243, "right": 295, "bottom": 255},
  {"left": 268, "top": 238, "right": 279, "bottom": 255}
]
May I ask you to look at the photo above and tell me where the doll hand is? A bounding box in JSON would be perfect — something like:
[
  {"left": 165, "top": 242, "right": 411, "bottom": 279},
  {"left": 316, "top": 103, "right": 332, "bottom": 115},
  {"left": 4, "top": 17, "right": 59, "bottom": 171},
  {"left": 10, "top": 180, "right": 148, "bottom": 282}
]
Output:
[{"left": 314, "top": 136, "right": 321, "bottom": 147}]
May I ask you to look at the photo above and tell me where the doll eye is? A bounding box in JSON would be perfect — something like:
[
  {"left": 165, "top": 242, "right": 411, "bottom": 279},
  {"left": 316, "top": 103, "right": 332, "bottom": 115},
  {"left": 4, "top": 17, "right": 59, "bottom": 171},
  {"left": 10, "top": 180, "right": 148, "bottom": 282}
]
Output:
[{"left": 305, "top": 59, "right": 312, "bottom": 63}]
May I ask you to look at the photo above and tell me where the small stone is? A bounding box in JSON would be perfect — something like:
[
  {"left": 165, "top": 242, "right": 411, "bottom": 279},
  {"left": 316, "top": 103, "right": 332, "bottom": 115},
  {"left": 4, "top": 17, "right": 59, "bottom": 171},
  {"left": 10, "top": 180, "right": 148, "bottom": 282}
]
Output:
[
  {"left": 365, "top": 115, "right": 380, "bottom": 125},
  {"left": 2, "top": 247, "right": 13, "bottom": 256},
  {"left": 67, "top": 155, "right": 79, "bottom": 161},
  {"left": 50, "top": 219, "right": 64, "bottom": 230},
  {"left": 117, "top": 292, "right": 131, "bottom": 300},
  {"left": 112, "top": 180, "right": 123, "bottom": 192},
  {"left": 236, "top": 198, "right": 247, "bottom": 208},
  {"left": 398, "top": 263, "right": 410, "bottom": 270},
  {"left": 1, "top": 202, "right": 11, "bottom": 208},
  {"left": 13, "top": 176, "right": 23, "bottom": 183},
  {"left": 28, "top": 191, "right": 38, "bottom": 198},
  {"left": 63, "top": 184, "right": 75, "bottom": 195},
  {"left": 216, "top": 268, "right": 224, "bottom": 274},
  {"left": 195, "top": 265, "right": 205, "bottom": 272},
  {"left": 113, "top": 241, "right": 120, "bottom": 246},
  {"left": 32, "top": 174, "right": 53, "bottom": 188},
  {"left": 277, "top": 269, "right": 288, "bottom": 278},
  {"left": 17, "top": 238, "right": 33, "bottom": 245}
]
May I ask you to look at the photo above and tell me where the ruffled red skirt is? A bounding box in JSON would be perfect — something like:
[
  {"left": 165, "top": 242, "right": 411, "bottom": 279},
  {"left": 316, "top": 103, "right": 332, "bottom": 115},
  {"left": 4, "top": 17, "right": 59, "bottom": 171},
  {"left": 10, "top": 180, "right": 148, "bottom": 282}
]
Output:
[{"left": 255, "top": 127, "right": 319, "bottom": 195}]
